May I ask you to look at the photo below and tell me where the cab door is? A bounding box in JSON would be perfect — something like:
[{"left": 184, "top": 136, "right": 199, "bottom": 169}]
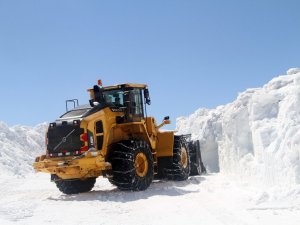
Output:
[{"left": 124, "top": 88, "right": 144, "bottom": 122}]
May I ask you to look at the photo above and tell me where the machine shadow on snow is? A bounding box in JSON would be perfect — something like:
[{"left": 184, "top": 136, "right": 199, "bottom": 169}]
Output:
[{"left": 47, "top": 176, "right": 206, "bottom": 203}]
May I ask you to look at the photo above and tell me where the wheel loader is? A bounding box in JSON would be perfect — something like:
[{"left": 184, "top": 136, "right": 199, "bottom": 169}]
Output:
[{"left": 33, "top": 80, "right": 206, "bottom": 194}]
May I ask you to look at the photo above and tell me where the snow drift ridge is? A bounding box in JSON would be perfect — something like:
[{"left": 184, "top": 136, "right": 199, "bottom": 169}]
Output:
[{"left": 177, "top": 68, "right": 300, "bottom": 188}]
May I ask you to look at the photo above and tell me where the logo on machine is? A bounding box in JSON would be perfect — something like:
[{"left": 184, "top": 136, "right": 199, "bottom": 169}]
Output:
[{"left": 110, "top": 107, "right": 123, "bottom": 112}]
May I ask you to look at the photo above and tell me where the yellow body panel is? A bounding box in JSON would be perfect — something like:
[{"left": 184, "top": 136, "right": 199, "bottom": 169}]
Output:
[{"left": 156, "top": 131, "right": 175, "bottom": 157}]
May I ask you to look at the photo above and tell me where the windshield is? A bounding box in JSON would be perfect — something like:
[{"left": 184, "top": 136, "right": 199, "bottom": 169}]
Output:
[
  {"left": 102, "top": 89, "right": 125, "bottom": 107},
  {"left": 60, "top": 108, "right": 91, "bottom": 119}
]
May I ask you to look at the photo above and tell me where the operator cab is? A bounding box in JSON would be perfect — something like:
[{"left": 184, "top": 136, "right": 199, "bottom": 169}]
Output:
[{"left": 88, "top": 81, "right": 151, "bottom": 123}]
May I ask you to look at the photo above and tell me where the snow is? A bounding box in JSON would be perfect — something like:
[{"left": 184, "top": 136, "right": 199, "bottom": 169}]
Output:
[
  {"left": 1, "top": 68, "right": 300, "bottom": 224},
  {"left": 0, "top": 122, "right": 47, "bottom": 178},
  {"left": 0, "top": 174, "right": 299, "bottom": 225},
  {"left": 287, "top": 68, "right": 300, "bottom": 75},
  {"left": 177, "top": 68, "right": 300, "bottom": 190}
]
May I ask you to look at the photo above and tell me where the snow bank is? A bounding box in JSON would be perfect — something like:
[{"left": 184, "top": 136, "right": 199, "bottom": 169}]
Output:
[
  {"left": 177, "top": 68, "right": 300, "bottom": 188},
  {"left": 0, "top": 122, "right": 47, "bottom": 178}
]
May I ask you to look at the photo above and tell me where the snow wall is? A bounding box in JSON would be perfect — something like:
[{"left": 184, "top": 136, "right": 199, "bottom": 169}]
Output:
[
  {"left": 0, "top": 122, "right": 47, "bottom": 178},
  {"left": 177, "top": 68, "right": 300, "bottom": 188}
]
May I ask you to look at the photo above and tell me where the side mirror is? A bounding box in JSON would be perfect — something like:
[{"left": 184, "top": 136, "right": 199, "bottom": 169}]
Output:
[
  {"left": 144, "top": 88, "right": 151, "bottom": 105},
  {"left": 164, "top": 116, "right": 171, "bottom": 125},
  {"left": 164, "top": 116, "right": 170, "bottom": 121},
  {"left": 157, "top": 116, "right": 171, "bottom": 129}
]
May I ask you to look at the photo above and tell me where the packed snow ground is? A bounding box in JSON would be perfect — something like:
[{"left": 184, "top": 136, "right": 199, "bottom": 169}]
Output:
[
  {"left": 1, "top": 174, "right": 299, "bottom": 225},
  {"left": 1, "top": 68, "right": 300, "bottom": 224}
]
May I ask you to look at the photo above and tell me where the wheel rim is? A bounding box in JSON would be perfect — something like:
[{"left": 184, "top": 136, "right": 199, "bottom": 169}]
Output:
[
  {"left": 135, "top": 153, "right": 149, "bottom": 177},
  {"left": 181, "top": 147, "right": 188, "bottom": 168}
]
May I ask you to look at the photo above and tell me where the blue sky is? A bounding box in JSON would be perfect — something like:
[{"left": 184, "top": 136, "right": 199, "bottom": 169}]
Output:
[{"left": 0, "top": 0, "right": 299, "bottom": 128}]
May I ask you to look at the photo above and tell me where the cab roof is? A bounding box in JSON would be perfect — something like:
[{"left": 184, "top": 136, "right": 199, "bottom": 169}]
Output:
[
  {"left": 88, "top": 83, "right": 147, "bottom": 92},
  {"left": 103, "top": 83, "right": 147, "bottom": 90}
]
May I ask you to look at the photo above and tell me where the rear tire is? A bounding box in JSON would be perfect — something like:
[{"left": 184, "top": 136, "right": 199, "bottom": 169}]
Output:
[
  {"left": 165, "top": 136, "right": 190, "bottom": 181},
  {"left": 109, "top": 140, "right": 154, "bottom": 191},
  {"left": 55, "top": 177, "right": 96, "bottom": 195}
]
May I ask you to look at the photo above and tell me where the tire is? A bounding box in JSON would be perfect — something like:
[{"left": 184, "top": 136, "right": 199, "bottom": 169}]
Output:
[
  {"left": 189, "top": 140, "right": 203, "bottom": 176},
  {"left": 108, "top": 140, "right": 154, "bottom": 191},
  {"left": 165, "top": 136, "right": 190, "bottom": 181},
  {"left": 55, "top": 177, "right": 96, "bottom": 195}
]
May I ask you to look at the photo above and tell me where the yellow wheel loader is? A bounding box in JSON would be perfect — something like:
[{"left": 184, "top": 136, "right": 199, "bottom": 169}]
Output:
[{"left": 33, "top": 80, "right": 206, "bottom": 194}]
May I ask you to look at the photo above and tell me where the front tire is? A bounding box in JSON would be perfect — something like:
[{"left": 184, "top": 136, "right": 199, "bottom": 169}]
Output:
[
  {"left": 109, "top": 140, "right": 154, "bottom": 191},
  {"left": 55, "top": 177, "right": 96, "bottom": 195}
]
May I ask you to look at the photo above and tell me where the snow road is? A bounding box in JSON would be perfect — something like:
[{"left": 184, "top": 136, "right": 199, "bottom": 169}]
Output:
[{"left": 0, "top": 173, "right": 299, "bottom": 225}]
